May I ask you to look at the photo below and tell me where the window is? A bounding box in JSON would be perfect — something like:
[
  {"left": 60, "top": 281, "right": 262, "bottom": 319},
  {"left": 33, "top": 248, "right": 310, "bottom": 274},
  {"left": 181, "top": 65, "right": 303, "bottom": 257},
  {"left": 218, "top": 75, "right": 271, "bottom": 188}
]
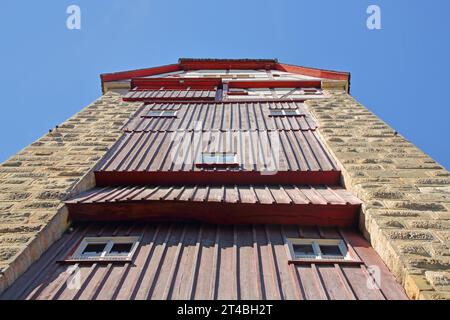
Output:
[
  {"left": 269, "top": 109, "right": 301, "bottom": 117},
  {"left": 146, "top": 110, "right": 177, "bottom": 118},
  {"left": 68, "top": 237, "right": 140, "bottom": 262},
  {"left": 286, "top": 238, "right": 351, "bottom": 262},
  {"left": 197, "top": 152, "right": 238, "bottom": 167},
  {"left": 82, "top": 243, "right": 107, "bottom": 257},
  {"left": 302, "top": 88, "right": 322, "bottom": 96}
]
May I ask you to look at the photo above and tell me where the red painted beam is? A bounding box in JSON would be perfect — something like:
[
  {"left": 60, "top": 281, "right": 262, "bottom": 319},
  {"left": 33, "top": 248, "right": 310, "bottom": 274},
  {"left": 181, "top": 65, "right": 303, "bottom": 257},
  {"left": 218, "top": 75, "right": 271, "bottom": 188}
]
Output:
[
  {"left": 101, "top": 64, "right": 181, "bottom": 82},
  {"left": 67, "top": 201, "right": 359, "bottom": 227},
  {"left": 94, "top": 171, "right": 341, "bottom": 187},
  {"left": 277, "top": 63, "right": 349, "bottom": 81},
  {"left": 100, "top": 61, "right": 349, "bottom": 86},
  {"left": 123, "top": 97, "right": 217, "bottom": 102},
  {"left": 179, "top": 60, "right": 278, "bottom": 71},
  {"left": 131, "top": 77, "right": 222, "bottom": 90}
]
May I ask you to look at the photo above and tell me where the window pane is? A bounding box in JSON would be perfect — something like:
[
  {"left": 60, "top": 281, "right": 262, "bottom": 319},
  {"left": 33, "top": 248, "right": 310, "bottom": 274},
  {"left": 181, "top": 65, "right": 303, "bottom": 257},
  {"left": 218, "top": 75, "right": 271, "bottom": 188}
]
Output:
[
  {"left": 270, "top": 110, "right": 284, "bottom": 116},
  {"left": 319, "top": 245, "right": 344, "bottom": 258},
  {"left": 283, "top": 109, "right": 299, "bottom": 116},
  {"left": 202, "top": 154, "right": 218, "bottom": 164},
  {"left": 293, "top": 244, "right": 315, "bottom": 257},
  {"left": 161, "top": 111, "right": 176, "bottom": 117},
  {"left": 82, "top": 243, "right": 107, "bottom": 256},
  {"left": 201, "top": 153, "right": 236, "bottom": 164},
  {"left": 147, "top": 111, "right": 162, "bottom": 117},
  {"left": 109, "top": 243, "right": 134, "bottom": 255},
  {"left": 222, "top": 154, "right": 236, "bottom": 163}
]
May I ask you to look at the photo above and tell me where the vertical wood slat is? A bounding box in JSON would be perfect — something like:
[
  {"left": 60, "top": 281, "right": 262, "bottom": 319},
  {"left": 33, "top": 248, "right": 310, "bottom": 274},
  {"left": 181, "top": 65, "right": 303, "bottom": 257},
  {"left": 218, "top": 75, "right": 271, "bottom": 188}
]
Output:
[{"left": 188, "top": 224, "right": 204, "bottom": 299}]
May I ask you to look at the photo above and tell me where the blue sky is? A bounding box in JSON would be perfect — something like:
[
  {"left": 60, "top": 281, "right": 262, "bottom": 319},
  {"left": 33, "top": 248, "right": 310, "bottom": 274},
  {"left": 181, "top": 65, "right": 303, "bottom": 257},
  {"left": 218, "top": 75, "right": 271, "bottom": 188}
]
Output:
[{"left": 0, "top": 0, "right": 449, "bottom": 168}]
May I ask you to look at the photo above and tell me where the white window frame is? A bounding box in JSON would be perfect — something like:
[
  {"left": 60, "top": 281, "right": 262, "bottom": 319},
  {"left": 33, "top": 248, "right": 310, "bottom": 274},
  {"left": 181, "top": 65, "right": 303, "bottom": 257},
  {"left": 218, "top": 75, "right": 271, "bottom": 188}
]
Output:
[
  {"left": 269, "top": 109, "right": 301, "bottom": 117},
  {"left": 286, "top": 238, "right": 351, "bottom": 261},
  {"left": 146, "top": 110, "right": 178, "bottom": 118},
  {"left": 69, "top": 236, "right": 140, "bottom": 262},
  {"left": 199, "top": 152, "right": 237, "bottom": 165}
]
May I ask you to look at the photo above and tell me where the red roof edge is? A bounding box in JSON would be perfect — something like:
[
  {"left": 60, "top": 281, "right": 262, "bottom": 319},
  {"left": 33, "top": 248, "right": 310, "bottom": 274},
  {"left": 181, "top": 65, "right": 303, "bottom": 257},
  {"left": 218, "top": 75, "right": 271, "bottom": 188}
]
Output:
[
  {"left": 277, "top": 63, "right": 350, "bottom": 81},
  {"left": 100, "top": 63, "right": 180, "bottom": 82},
  {"left": 100, "top": 59, "right": 351, "bottom": 92}
]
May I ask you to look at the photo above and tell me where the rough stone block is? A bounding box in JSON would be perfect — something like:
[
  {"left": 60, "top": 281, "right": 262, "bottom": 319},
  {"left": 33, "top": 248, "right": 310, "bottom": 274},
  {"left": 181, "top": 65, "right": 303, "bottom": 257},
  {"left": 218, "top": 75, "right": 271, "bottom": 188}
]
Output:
[{"left": 0, "top": 92, "right": 142, "bottom": 296}]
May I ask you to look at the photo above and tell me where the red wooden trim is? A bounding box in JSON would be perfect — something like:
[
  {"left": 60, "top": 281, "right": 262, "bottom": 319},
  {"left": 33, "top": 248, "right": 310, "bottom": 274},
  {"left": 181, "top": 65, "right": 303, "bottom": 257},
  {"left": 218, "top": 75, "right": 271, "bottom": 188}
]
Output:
[
  {"left": 131, "top": 77, "right": 221, "bottom": 90},
  {"left": 125, "top": 98, "right": 309, "bottom": 104},
  {"left": 123, "top": 97, "right": 216, "bottom": 102},
  {"left": 101, "top": 64, "right": 180, "bottom": 82},
  {"left": 179, "top": 60, "right": 278, "bottom": 71},
  {"left": 277, "top": 63, "right": 349, "bottom": 81},
  {"left": 100, "top": 61, "right": 349, "bottom": 87},
  {"left": 67, "top": 202, "right": 359, "bottom": 227},
  {"left": 228, "top": 80, "right": 322, "bottom": 89},
  {"left": 94, "top": 171, "right": 341, "bottom": 187}
]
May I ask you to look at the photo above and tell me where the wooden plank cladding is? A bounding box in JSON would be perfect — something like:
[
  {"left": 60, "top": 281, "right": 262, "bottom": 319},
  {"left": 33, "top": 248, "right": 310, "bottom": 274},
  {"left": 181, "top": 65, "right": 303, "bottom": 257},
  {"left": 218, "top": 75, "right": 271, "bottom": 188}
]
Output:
[
  {"left": 96, "top": 100, "right": 339, "bottom": 186},
  {"left": 123, "top": 101, "right": 317, "bottom": 132},
  {"left": 0, "top": 223, "right": 407, "bottom": 300},
  {"left": 66, "top": 185, "right": 361, "bottom": 226},
  {"left": 68, "top": 185, "right": 361, "bottom": 206},
  {"left": 124, "top": 89, "right": 216, "bottom": 102},
  {"left": 96, "top": 131, "right": 336, "bottom": 172}
]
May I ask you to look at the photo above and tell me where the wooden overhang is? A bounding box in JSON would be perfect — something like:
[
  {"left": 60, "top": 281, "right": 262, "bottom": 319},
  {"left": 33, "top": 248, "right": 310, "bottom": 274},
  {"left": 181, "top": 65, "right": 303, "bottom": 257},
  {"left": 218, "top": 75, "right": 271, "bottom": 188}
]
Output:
[
  {"left": 100, "top": 58, "right": 350, "bottom": 94},
  {"left": 122, "top": 78, "right": 324, "bottom": 103},
  {"left": 131, "top": 77, "right": 222, "bottom": 90},
  {"left": 66, "top": 185, "right": 361, "bottom": 227}
]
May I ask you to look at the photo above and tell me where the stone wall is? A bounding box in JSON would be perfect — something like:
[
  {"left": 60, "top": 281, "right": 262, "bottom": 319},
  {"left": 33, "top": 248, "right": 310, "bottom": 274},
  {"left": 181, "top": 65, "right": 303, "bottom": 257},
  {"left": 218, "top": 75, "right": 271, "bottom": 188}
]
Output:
[
  {"left": 306, "top": 90, "right": 450, "bottom": 300},
  {"left": 0, "top": 92, "right": 142, "bottom": 295}
]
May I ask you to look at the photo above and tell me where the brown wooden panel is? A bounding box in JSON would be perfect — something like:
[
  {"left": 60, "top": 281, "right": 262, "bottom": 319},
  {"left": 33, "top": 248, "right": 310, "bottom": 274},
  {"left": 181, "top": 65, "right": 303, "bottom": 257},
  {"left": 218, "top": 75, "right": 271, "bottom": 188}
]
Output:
[{"left": 1, "top": 223, "right": 407, "bottom": 300}]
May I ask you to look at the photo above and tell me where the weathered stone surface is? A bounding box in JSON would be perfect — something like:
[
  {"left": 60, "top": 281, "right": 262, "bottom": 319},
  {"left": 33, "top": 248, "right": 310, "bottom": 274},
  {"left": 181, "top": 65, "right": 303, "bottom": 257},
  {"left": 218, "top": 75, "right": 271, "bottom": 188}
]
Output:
[
  {"left": 388, "top": 230, "right": 435, "bottom": 241},
  {"left": 0, "top": 92, "right": 142, "bottom": 295},
  {"left": 399, "top": 243, "right": 430, "bottom": 257},
  {"left": 425, "top": 271, "right": 450, "bottom": 291},
  {"left": 307, "top": 90, "right": 450, "bottom": 300}
]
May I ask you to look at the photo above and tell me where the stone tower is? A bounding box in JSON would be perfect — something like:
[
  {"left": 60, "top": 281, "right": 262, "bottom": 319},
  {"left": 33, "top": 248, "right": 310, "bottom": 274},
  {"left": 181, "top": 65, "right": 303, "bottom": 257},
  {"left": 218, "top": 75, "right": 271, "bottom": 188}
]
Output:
[{"left": 0, "top": 59, "right": 448, "bottom": 300}]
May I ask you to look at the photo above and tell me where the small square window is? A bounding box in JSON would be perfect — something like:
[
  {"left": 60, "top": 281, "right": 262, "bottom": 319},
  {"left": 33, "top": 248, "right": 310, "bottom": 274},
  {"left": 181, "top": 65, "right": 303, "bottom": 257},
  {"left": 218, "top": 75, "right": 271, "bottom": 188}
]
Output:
[
  {"left": 303, "top": 88, "right": 322, "bottom": 95},
  {"left": 293, "top": 244, "right": 315, "bottom": 258},
  {"left": 82, "top": 243, "right": 107, "bottom": 257},
  {"left": 147, "top": 111, "right": 163, "bottom": 117},
  {"left": 283, "top": 109, "right": 300, "bottom": 116},
  {"left": 201, "top": 153, "right": 237, "bottom": 164},
  {"left": 269, "top": 109, "right": 300, "bottom": 117},
  {"left": 146, "top": 110, "right": 177, "bottom": 118},
  {"left": 68, "top": 237, "right": 140, "bottom": 262},
  {"left": 286, "top": 238, "right": 350, "bottom": 262},
  {"left": 109, "top": 243, "right": 134, "bottom": 256},
  {"left": 197, "top": 152, "right": 239, "bottom": 167},
  {"left": 269, "top": 110, "right": 284, "bottom": 117},
  {"left": 319, "top": 244, "right": 344, "bottom": 259}
]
